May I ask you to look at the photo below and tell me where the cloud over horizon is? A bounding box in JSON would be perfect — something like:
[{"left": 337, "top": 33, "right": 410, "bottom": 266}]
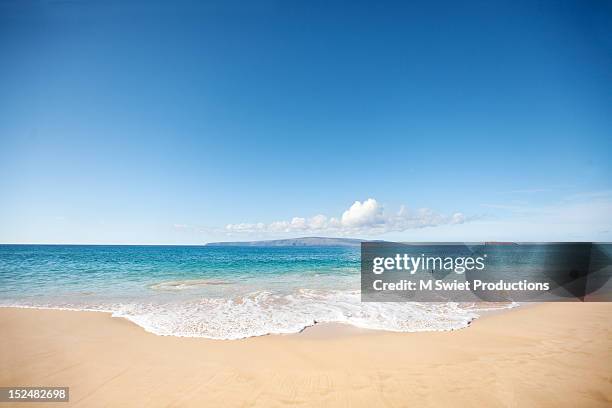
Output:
[{"left": 224, "top": 198, "right": 466, "bottom": 236}]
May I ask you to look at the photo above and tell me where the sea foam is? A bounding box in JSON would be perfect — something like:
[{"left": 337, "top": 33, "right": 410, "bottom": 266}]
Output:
[{"left": 1, "top": 289, "right": 514, "bottom": 340}]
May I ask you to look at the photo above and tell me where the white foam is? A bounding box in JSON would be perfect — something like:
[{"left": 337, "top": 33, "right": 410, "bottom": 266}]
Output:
[
  {"left": 0, "top": 290, "right": 516, "bottom": 340},
  {"left": 148, "top": 279, "right": 232, "bottom": 291}
]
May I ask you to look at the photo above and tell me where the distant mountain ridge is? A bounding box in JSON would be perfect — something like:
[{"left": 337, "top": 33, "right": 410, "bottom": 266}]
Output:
[{"left": 205, "top": 237, "right": 367, "bottom": 247}]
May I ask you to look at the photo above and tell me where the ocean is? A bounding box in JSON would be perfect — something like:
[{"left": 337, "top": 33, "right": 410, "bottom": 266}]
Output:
[{"left": 0, "top": 244, "right": 506, "bottom": 339}]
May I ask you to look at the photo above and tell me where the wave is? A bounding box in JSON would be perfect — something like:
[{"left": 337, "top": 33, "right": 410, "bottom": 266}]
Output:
[
  {"left": 148, "top": 279, "right": 233, "bottom": 291},
  {"left": 0, "top": 289, "right": 516, "bottom": 340}
]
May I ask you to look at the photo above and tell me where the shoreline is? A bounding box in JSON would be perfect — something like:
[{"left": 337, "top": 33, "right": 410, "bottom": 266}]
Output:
[
  {"left": 0, "top": 302, "right": 514, "bottom": 341},
  {"left": 1, "top": 303, "right": 611, "bottom": 406}
]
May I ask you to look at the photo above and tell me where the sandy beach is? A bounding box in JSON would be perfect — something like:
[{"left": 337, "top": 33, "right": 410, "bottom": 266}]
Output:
[{"left": 0, "top": 303, "right": 610, "bottom": 407}]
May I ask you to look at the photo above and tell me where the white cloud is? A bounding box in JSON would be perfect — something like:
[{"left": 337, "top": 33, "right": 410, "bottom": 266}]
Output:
[
  {"left": 341, "top": 198, "right": 384, "bottom": 227},
  {"left": 309, "top": 214, "right": 328, "bottom": 229},
  {"left": 225, "top": 198, "right": 466, "bottom": 236}
]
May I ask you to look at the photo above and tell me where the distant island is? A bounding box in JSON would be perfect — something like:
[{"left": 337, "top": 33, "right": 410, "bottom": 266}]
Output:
[{"left": 205, "top": 237, "right": 366, "bottom": 247}]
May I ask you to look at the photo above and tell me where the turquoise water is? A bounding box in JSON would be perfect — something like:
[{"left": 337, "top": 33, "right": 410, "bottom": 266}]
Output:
[{"left": 0, "top": 245, "right": 495, "bottom": 339}]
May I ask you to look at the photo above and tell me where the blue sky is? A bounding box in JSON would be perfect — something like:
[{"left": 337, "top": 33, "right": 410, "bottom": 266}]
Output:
[{"left": 1, "top": 0, "right": 611, "bottom": 244}]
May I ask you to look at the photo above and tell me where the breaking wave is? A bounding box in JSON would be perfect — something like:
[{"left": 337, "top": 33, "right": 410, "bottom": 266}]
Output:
[
  {"left": 149, "top": 279, "right": 233, "bottom": 291},
  {"left": 0, "top": 288, "right": 515, "bottom": 340}
]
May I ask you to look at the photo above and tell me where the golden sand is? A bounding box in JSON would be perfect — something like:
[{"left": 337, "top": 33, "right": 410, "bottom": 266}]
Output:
[{"left": 1, "top": 303, "right": 610, "bottom": 407}]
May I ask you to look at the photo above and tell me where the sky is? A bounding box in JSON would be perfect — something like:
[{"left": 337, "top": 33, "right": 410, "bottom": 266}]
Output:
[{"left": 0, "top": 0, "right": 611, "bottom": 244}]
